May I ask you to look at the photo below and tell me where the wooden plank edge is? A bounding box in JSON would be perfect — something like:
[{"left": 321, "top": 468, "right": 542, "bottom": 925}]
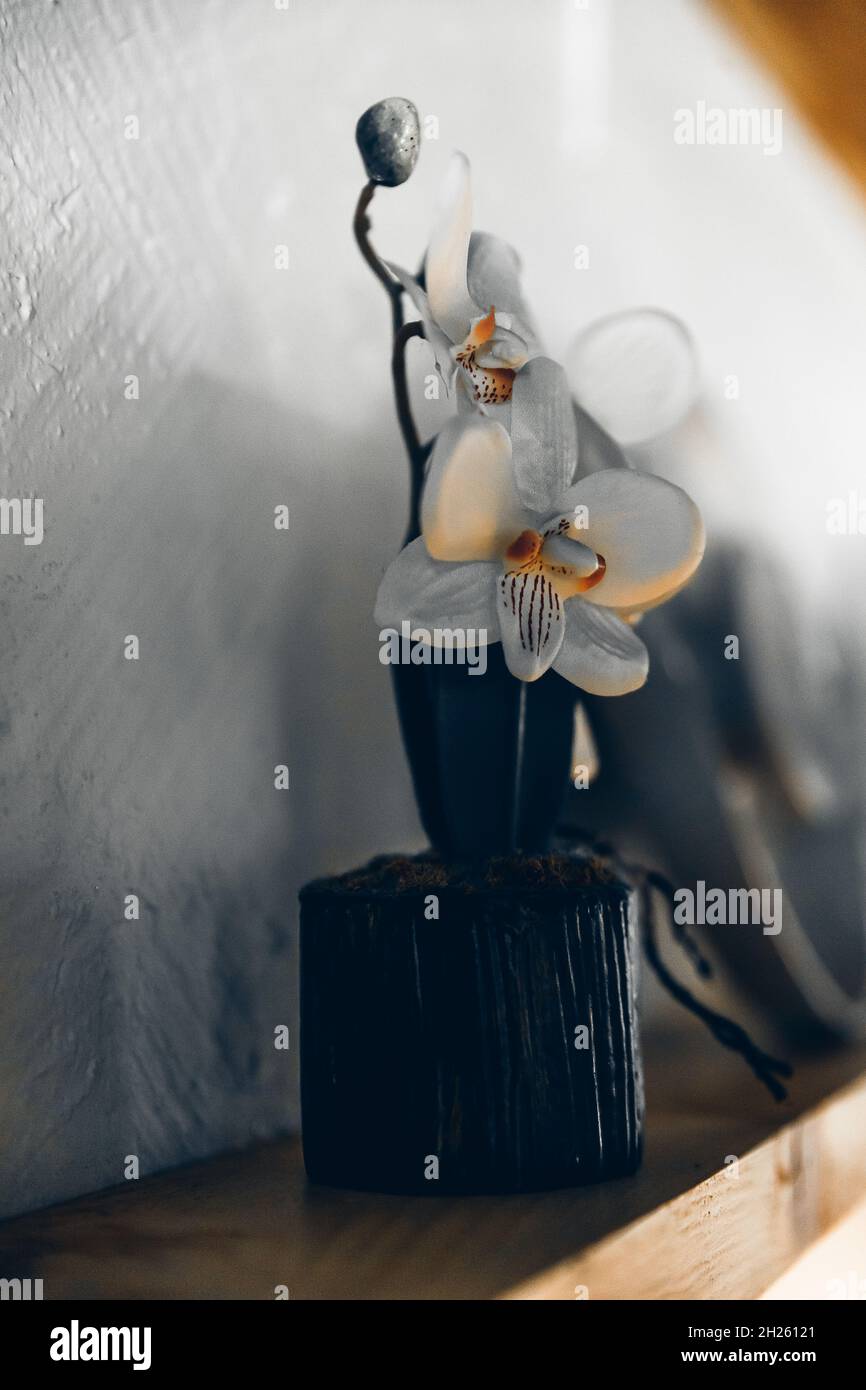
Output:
[{"left": 500, "top": 1068, "right": 866, "bottom": 1299}]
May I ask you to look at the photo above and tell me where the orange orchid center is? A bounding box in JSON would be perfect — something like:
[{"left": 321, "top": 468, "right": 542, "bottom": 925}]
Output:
[
  {"left": 466, "top": 305, "right": 497, "bottom": 348},
  {"left": 506, "top": 529, "right": 544, "bottom": 565},
  {"left": 505, "top": 525, "right": 607, "bottom": 597},
  {"left": 574, "top": 553, "right": 606, "bottom": 594},
  {"left": 455, "top": 305, "right": 515, "bottom": 406}
]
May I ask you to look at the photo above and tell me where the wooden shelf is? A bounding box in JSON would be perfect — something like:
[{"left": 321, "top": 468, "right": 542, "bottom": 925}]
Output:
[
  {"left": 711, "top": 0, "right": 866, "bottom": 199},
  {"left": 2, "top": 1024, "right": 865, "bottom": 1299}
]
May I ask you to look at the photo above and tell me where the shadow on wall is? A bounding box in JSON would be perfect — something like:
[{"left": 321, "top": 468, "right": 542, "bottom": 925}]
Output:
[{"left": 0, "top": 373, "right": 419, "bottom": 1219}]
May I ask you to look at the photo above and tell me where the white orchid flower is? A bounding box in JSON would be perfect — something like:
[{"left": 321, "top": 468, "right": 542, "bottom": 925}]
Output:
[
  {"left": 376, "top": 150, "right": 705, "bottom": 693},
  {"left": 376, "top": 413, "right": 705, "bottom": 693},
  {"left": 385, "top": 150, "right": 555, "bottom": 416}
]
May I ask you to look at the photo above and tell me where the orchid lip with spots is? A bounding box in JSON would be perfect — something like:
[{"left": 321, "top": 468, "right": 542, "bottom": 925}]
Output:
[{"left": 375, "top": 151, "right": 705, "bottom": 694}]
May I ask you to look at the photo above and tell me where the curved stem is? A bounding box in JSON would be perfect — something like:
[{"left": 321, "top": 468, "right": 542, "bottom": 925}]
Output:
[
  {"left": 392, "top": 321, "right": 428, "bottom": 539},
  {"left": 392, "top": 321, "right": 424, "bottom": 460},
  {"left": 353, "top": 181, "right": 428, "bottom": 542},
  {"left": 353, "top": 180, "right": 404, "bottom": 345}
]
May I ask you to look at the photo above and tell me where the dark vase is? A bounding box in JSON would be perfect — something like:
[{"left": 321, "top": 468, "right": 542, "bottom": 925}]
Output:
[
  {"left": 300, "top": 849, "right": 643, "bottom": 1195},
  {"left": 390, "top": 645, "right": 577, "bottom": 859}
]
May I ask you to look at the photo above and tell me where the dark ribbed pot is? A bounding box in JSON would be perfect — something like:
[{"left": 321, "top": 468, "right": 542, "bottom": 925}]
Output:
[{"left": 300, "top": 850, "right": 643, "bottom": 1195}]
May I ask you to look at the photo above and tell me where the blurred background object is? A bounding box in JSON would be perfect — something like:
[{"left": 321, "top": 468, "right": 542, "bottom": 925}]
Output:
[
  {"left": 558, "top": 0, "right": 866, "bottom": 1045},
  {"left": 568, "top": 547, "right": 866, "bottom": 1042}
]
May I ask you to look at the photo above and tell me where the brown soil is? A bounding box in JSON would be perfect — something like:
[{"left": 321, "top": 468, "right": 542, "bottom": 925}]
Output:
[{"left": 317, "top": 849, "right": 619, "bottom": 896}]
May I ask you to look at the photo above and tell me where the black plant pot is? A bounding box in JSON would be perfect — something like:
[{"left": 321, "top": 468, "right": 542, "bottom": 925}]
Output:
[
  {"left": 391, "top": 645, "right": 577, "bottom": 859},
  {"left": 300, "top": 849, "right": 643, "bottom": 1195}
]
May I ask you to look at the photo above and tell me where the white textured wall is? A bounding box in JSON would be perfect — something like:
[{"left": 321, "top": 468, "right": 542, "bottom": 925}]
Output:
[
  {"left": 2, "top": 0, "right": 866, "bottom": 1217},
  {"left": 0, "top": 0, "right": 425, "bottom": 1218}
]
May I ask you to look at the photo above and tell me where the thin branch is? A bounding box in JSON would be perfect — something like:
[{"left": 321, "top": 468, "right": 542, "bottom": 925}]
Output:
[
  {"left": 392, "top": 321, "right": 428, "bottom": 539},
  {"left": 353, "top": 180, "right": 404, "bottom": 345},
  {"left": 392, "top": 321, "right": 424, "bottom": 462},
  {"left": 353, "top": 181, "right": 428, "bottom": 542}
]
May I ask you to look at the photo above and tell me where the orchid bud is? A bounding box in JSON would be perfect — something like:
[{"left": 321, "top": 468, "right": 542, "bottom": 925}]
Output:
[{"left": 355, "top": 97, "right": 420, "bottom": 187}]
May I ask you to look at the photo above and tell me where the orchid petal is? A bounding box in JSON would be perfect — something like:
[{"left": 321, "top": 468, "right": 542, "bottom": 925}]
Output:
[
  {"left": 497, "top": 569, "right": 566, "bottom": 681},
  {"left": 467, "top": 232, "right": 523, "bottom": 312},
  {"left": 553, "top": 603, "right": 649, "bottom": 695},
  {"left": 374, "top": 538, "right": 499, "bottom": 641},
  {"left": 422, "top": 415, "right": 529, "bottom": 561},
  {"left": 565, "top": 308, "right": 698, "bottom": 446},
  {"left": 551, "top": 469, "right": 705, "bottom": 610},
  {"left": 424, "top": 152, "right": 480, "bottom": 345},
  {"left": 510, "top": 357, "right": 579, "bottom": 513},
  {"left": 384, "top": 260, "right": 455, "bottom": 390},
  {"left": 467, "top": 231, "right": 539, "bottom": 349}
]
